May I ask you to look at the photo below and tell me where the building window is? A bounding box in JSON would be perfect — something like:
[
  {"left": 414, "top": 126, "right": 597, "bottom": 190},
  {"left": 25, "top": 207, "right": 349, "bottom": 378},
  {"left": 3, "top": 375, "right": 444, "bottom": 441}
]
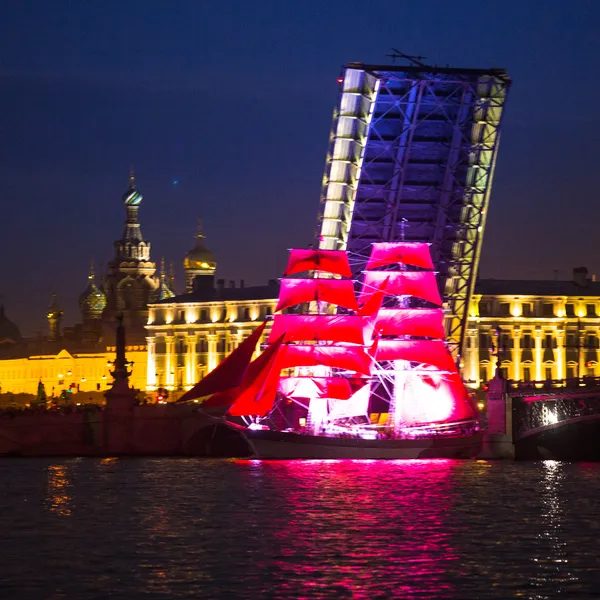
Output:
[
  {"left": 566, "top": 303, "right": 575, "bottom": 317},
  {"left": 522, "top": 303, "right": 533, "bottom": 317},
  {"left": 567, "top": 366, "right": 576, "bottom": 379},
  {"left": 266, "top": 305, "right": 273, "bottom": 316},
  {"left": 479, "top": 333, "right": 490, "bottom": 350},
  {"left": 479, "top": 366, "right": 488, "bottom": 383},
  {"left": 217, "top": 338, "right": 226, "bottom": 353},
  {"left": 499, "top": 303, "right": 510, "bottom": 316},
  {"left": 200, "top": 309, "right": 208, "bottom": 321},
  {"left": 544, "top": 334, "right": 554, "bottom": 349},
  {"left": 545, "top": 366, "right": 553, "bottom": 380},
  {"left": 178, "top": 310, "right": 185, "bottom": 321},
  {"left": 587, "top": 304, "right": 596, "bottom": 317},
  {"left": 521, "top": 335, "right": 533, "bottom": 349},
  {"left": 479, "top": 301, "right": 491, "bottom": 316},
  {"left": 542, "top": 303, "right": 554, "bottom": 317},
  {"left": 523, "top": 367, "right": 531, "bottom": 382},
  {"left": 243, "top": 307, "right": 250, "bottom": 320}
]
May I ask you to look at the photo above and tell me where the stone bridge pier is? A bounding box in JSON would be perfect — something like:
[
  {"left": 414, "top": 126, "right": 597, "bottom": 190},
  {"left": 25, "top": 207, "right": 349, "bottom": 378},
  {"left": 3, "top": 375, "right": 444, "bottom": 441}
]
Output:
[{"left": 479, "top": 371, "right": 514, "bottom": 459}]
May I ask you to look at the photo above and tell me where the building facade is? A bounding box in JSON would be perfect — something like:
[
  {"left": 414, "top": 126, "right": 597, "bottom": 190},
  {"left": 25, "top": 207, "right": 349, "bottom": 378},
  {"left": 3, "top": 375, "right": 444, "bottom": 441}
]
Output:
[
  {"left": 465, "top": 268, "right": 600, "bottom": 388},
  {"left": 145, "top": 280, "right": 278, "bottom": 395}
]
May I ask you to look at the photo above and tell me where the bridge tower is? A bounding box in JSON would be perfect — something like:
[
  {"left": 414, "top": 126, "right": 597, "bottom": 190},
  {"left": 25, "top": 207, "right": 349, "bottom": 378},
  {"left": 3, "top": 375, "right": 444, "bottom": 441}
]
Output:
[{"left": 317, "top": 61, "right": 511, "bottom": 364}]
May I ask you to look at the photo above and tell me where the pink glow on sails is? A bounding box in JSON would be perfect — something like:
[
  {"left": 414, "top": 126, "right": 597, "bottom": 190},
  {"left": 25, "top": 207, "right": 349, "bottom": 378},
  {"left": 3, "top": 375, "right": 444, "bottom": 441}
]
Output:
[
  {"left": 228, "top": 336, "right": 285, "bottom": 417},
  {"left": 396, "top": 371, "right": 477, "bottom": 425},
  {"left": 284, "top": 249, "right": 353, "bottom": 278},
  {"left": 366, "top": 242, "right": 434, "bottom": 270},
  {"left": 372, "top": 339, "right": 456, "bottom": 372},
  {"left": 278, "top": 345, "right": 372, "bottom": 376},
  {"left": 373, "top": 308, "right": 445, "bottom": 339},
  {"left": 279, "top": 377, "right": 353, "bottom": 400},
  {"left": 275, "top": 278, "right": 360, "bottom": 313},
  {"left": 176, "top": 322, "right": 266, "bottom": 402},
  {"left": 268, "top": 314, "right": 365, "bottom": 345},
  {"left": 327, "top": 384, "right": 370, "bottom": 420},
  {"left": 359, "top": 271, "right": 442, "bottom": 306}
]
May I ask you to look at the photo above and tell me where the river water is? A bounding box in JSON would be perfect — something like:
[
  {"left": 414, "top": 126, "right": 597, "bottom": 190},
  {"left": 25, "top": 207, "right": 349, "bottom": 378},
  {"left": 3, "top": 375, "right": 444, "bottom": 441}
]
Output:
[{"left": 0, "top": 459, "right": 599, "bottom": 599}]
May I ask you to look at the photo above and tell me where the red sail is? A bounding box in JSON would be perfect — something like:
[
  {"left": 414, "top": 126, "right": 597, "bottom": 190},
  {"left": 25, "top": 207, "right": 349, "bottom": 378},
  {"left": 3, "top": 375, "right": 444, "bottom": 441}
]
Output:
[
  {"left": 372, "top": 339, "right": 456, "bottom": 372},
  {"left": 373, "top": 308, "right": 445, "bottom": 339},
  {"left": 176, "top": 322, "right": 266, "bottom": 402},
  {"left": 228, "top": 336, "right": 285, "bottom": 417},
  {"left": 275, "top": 278, "right": 359, "bottom": 313},
  {"left": 278, "top": 345, "right": 372, "bottom": 376},
  {"left": 395, "top": 370, "right": 477, "bottom": 425},
  {"left": 267, "top": 314, "right": 364, "bottom": 345},
  {"left": 366, "top": 242, "right": 434, "bottom": 270},
  {"left": 359, "top": 271, "right": 442, "bottom": 306},
  {"left": 279, "top": 376, "right": 353, "bottom": 400},
  {"left": 359, "top": 278, "right": 388, "bottom": 317},
  {"left": 284, "top": 249, "right": 353, "bottom": 278}
]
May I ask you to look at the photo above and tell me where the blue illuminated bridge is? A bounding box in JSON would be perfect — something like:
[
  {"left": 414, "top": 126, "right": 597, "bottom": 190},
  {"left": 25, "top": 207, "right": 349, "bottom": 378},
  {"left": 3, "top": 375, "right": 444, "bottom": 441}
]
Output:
[{"left": 317, "top": 62, "right": 511, "bottom": 362}]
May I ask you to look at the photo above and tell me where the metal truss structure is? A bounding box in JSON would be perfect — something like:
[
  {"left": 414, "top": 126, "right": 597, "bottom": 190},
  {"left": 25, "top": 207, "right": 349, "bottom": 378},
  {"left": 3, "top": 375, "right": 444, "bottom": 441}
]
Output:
[{"left": 317, "top": 62, "right": 511, "bottom": 365}]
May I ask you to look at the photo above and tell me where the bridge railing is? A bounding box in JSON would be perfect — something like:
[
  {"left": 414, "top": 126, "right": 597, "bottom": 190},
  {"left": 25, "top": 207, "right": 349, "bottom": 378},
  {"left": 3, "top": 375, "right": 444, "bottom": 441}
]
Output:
[
  {"left": 512, "top": 394, "right": 600, "bottom": 440},
  {"left": 506, "top": 376, "right": 600, "bottom": 398}
]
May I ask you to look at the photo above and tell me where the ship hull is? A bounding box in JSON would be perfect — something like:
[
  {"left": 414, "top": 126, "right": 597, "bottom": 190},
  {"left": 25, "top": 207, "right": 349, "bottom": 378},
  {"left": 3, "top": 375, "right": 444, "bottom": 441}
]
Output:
[{"left": 242, "top": 429, "right": 482, "bottom": 459}]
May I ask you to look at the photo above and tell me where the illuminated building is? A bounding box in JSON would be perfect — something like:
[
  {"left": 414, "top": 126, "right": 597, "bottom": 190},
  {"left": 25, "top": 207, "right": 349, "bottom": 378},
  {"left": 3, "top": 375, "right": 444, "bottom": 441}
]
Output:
[
  {"left": 465, "top": 268, "right": 600, "bottom": 387},
  {"left": 317, "top": 61, "right": 511, "bottom": 361},
  {"left": 145, "top": 280, "right": 277, "bottom": 394},
  {"left": 0, "top": 172, "right": 167, "bottom": 398}
]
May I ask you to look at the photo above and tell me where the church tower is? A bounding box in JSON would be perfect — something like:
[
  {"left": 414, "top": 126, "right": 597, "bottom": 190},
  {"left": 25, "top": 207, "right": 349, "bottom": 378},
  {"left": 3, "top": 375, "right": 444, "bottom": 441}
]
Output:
[
  {"left": 79, "top": 259, "right": 107, "bottom": 344},
  {"left": 183, "top": 219, "right": 216, "bottom": 292},
  {"left": 47, "top": 293, "right": 63, "bottom": 342},
  {"left": 103, "top": 171, "right": 159, "bottom": 344}
]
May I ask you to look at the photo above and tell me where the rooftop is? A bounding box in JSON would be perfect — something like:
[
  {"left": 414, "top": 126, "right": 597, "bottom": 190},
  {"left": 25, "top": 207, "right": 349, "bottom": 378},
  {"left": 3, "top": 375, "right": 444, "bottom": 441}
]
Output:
[
  {"left": 475, "top": 279, "right": 600, "bottom": 297},
  {"left": 152, "top": 281, "right": 279, "bottom": 305}
]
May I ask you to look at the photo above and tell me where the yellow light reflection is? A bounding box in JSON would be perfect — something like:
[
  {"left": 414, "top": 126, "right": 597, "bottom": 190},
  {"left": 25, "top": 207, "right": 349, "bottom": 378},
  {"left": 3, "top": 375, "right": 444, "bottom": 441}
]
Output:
[{"left": 46, "top": 464, "right": 72, "bottom": 517}]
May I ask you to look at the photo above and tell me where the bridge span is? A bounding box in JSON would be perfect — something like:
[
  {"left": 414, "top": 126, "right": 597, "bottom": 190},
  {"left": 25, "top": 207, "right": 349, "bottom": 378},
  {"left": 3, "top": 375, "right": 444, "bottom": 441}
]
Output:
[{"left": 481, "top": 375, "right": 600, "bottom": 460}]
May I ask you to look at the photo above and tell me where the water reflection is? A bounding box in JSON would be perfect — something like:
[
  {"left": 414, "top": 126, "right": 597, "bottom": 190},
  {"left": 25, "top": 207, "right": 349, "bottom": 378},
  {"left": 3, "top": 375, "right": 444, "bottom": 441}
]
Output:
[
  {"left": 528, "top": 460, "right": 577, "bottom": 597},
  {"left": 257, "top": 460, "right": 458, "bottom": 599},
  {"left": 46, "top": 464, "right": 72, "bottom": 517}
]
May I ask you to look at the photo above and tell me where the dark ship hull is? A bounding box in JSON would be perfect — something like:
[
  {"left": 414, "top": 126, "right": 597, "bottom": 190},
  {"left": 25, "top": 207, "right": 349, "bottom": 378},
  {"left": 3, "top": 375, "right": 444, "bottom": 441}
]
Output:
[{"left": 241, "top": 428, "right": 483, "bottom": 460}]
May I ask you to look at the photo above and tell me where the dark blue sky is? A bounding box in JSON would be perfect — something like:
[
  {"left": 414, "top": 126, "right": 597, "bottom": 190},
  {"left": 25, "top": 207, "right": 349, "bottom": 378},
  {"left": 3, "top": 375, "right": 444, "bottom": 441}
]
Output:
[{"left": 2, "top": 0, "right": 600, "bottom": 334}]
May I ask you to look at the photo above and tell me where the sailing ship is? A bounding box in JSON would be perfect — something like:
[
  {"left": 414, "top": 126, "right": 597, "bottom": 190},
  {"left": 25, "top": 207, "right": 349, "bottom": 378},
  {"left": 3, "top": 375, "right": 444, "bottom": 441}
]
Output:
[{"left": 178, "top": 244, "right": 482, "bottom": 459}]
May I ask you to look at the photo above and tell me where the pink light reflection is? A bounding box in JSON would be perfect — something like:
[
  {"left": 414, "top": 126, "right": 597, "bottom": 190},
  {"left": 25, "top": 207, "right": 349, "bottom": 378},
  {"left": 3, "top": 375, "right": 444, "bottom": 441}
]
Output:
[{"left": 235, "top": 460, "right": 459, "bottom": 598}]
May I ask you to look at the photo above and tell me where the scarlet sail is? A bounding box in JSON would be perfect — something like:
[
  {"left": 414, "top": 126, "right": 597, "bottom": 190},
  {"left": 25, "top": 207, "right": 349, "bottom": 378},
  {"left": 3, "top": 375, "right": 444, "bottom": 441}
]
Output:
[
  {"left": 279, "top": 377, "right": 353, "bottom": 400},
  {"left": 366, "top": 242, "right": 434, "bottom": 271},
  {"left": 268, "top": 314, "right": 364, "bottom": 345},
  {"left": 278, "top": 344, "right": 372, "bottom": 376},
  {"left": 275, "top": 278, "right": 360, "bottom": 313},
  {"left": 372, "top": 339, "right": 456, "bottom": 372},
  {"left": 359, "top": 271, "right": 442, "bottom": 306},
  {"left": 176, "top": 322, "right": 266, "bottom": 402},
  {"left": 228, "top": 336, "right": 285, "bottom": 417},
  {"left": 284, "top": 249, "right": 353, "bottom": 278}
]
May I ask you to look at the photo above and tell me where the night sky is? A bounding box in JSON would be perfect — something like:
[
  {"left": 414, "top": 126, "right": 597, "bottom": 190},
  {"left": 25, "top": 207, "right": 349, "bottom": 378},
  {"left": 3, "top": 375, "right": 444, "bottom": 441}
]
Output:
[{"left": 2, "top": 0, "right": 600, "bottom": 335}]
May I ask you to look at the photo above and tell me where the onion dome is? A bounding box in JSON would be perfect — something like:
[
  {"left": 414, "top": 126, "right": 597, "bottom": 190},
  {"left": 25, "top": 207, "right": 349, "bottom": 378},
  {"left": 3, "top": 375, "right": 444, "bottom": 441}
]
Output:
[
  {"left": 122, "top": 169, "right": 143, "bottom": 206},
  {"left": 0, "top": 305, "right": 21, "bottom": 343},
  {"left": 79, "top": 261, "right": 107, "bottom": 317},
  {"left": 184, "top": 219, "right": 216, "bottom": 271}
]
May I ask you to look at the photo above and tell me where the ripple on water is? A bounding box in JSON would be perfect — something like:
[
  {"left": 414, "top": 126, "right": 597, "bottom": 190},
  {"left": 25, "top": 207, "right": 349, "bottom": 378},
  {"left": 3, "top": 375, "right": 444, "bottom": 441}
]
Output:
[{"left": 0, "top": 458, "right": 599, "bottom": 599}]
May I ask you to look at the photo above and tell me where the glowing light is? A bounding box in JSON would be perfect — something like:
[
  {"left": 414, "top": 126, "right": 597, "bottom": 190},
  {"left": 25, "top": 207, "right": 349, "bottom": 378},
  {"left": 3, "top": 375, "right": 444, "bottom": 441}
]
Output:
[
  {"left": 299, "top": 417, "right": 306, "bottom": 427},
  {"left": 542, "top": 409, "right": 558, "bottom": 426},
  {"left": 510, "top": 303, "right": 522, "bottom": 317},
  {"left": 58, "top": 373, "right": 63, "bottom": 378},
  {"left": 477, "top": 401, "right": 485, "bottom": 411}
]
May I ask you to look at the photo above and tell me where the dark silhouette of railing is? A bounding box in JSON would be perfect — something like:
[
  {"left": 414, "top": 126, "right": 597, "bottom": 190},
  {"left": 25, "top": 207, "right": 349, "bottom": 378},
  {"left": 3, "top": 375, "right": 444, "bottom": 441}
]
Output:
[{"left": 511, "top": 381, "right": 600, "bottom": 440}]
